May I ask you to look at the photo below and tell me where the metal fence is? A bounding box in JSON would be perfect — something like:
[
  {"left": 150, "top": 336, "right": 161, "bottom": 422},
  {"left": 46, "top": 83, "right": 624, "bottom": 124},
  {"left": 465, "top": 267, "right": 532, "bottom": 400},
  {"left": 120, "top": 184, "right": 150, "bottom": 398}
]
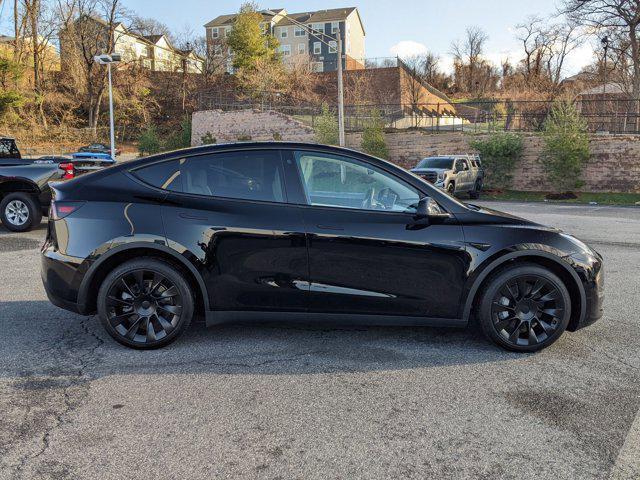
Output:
[{"left": 197, "top": 97, "right": 640, "bottom": 134}]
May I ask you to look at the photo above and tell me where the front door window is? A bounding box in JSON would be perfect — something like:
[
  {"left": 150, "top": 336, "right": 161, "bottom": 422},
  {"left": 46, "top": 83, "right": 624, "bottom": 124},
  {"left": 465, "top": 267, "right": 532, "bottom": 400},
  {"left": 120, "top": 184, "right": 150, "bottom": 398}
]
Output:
[{"left": 294, "top": 151, "right": 421, "bottom": 213}]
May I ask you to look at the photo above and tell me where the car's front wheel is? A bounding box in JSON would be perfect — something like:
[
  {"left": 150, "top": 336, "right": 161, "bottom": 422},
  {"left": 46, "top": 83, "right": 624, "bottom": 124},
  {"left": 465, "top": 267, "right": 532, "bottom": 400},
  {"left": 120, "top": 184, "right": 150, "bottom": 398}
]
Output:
[
  {"left": 478, "top": 263, "right": 571, "bottom": 352},
  {"left": 0, "top": 192, "right": 42, "bottom": 232},
  {"left": 97, "top": 258, "right": 194, "bottom": 349}
]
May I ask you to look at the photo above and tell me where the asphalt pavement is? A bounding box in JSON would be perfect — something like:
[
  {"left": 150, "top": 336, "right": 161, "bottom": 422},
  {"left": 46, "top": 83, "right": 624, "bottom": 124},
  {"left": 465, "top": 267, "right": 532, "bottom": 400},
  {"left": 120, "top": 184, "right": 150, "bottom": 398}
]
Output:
[{"left": 1, "top": 201, "right": 639, "bottom": 480}]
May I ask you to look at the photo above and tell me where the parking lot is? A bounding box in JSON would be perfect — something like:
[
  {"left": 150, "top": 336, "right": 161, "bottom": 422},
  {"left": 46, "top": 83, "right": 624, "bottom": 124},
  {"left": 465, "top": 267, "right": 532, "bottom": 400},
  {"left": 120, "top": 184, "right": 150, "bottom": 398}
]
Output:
[{"left": 1, "top": 201, "right": 639, "bottom": 480}]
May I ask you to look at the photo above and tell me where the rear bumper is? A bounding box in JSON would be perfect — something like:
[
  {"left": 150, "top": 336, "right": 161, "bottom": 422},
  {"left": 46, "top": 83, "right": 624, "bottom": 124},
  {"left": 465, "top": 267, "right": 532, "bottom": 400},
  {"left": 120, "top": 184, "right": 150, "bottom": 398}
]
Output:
[{"left": 41, "top": 245, "right": 89, "bottom": 315}]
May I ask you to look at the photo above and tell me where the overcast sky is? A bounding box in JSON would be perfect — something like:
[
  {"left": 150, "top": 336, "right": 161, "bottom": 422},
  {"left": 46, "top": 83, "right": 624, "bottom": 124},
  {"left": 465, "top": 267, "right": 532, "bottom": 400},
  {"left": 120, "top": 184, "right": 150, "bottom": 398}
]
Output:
[{"left": 0, "top": 0, "right": 596, "bottom": 77}]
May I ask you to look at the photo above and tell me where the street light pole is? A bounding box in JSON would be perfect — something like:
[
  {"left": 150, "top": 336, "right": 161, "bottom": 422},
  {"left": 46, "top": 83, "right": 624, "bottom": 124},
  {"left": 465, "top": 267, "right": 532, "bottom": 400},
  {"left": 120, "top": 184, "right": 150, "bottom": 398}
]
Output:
[
  {"left": 336, "top": 29, "right": 345, "bottom": 146},
  {"left": 107, "top": 62, "right": 116, "bottom": 160},
  {"left": 94, "top": 53, "right": 121, "bottom": 160}
]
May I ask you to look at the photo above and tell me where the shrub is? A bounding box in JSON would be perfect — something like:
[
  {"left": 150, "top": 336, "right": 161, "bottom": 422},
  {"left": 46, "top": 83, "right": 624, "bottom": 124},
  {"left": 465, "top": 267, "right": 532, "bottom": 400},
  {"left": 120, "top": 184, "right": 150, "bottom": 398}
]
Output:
[
  {"left": 237, "top": 134, "right": 252, "bottom": 141},
  {"left": 469, "top": 132, "right": 523, "bottom": 190},
  {"left": 315, "top": 103, "right": 339, "bottom": 145},
  {"left": 138, "top": 125, "right": 161, "bottom": 156},
  {"left": 541, "top": 101, "right": 590, "bottom": 193},
  {"left": 361, "top": 109, "right": 389, "bottom": 159},
  {"left": 272, "top": 131, "right": 282, "bottom": 141},
  {"left": 163, "top": 116, "right": 192, "bottom": 151},
  {"left": 200, "top": 132, "right": 217, "bottom": 145}
]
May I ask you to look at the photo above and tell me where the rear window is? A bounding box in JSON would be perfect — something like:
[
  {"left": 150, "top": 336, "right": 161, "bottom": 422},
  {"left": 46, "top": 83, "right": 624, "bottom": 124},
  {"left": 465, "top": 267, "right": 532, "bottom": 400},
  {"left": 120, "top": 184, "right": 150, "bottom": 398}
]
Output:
[
  {"left": 131, "top": 159, "right": 182, "bottom": 191},
  {"left": 130, "top": 150, "right": 286, "bottom": 203},
  {"left": 417, "top": 158, "right": 454, "bottom": 169}
]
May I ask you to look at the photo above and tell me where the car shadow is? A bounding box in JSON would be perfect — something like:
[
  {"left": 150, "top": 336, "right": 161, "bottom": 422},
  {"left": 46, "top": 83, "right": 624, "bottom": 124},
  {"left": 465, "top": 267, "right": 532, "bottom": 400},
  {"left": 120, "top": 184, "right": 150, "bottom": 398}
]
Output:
[{"left": 0, "top": 300, "right": 527, "bottom": 380}]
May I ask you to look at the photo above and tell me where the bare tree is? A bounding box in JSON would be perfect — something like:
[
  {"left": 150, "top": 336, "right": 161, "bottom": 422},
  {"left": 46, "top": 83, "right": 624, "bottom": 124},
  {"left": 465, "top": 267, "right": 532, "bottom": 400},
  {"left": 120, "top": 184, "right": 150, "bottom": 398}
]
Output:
[
  {"left": 451, "top": 26, "right": 488, "bottom": 93},
  {"left": 563, "top": 0, "right": 640, "bottom": 99},
  {"left": 515, "top": 16, "right": 583, "bottom": 90},
  {"left": 59, "top": 0, "right": 125, "bottom": 132}
]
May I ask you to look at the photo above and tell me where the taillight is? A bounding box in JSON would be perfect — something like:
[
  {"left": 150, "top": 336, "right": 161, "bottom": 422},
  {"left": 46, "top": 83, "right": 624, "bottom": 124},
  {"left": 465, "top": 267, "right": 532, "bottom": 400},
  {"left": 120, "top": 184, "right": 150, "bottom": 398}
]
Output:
[
  {"left": 50, "top": 201, "right": 85, "bottom": 220},
  {"left": 59, "top": 162, "right": 75, "bottom": 179}
]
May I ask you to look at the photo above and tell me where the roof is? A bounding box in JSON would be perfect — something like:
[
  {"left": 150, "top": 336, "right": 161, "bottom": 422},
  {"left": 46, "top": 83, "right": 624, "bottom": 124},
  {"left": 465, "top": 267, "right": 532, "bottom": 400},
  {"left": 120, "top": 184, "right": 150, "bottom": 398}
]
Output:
[
  {"left": 204, "top": 9, "right": 281, "bottom": 28},
  {"left": 204, "top": 7, "right": 365, "bottom": 34},
  {"left": 579, "top": 83, "right": 627, "bottom": 96},
  {"left": 278, "top": 7, "right": 359, "bottom": 28},
  {"left": 143, "top": 34, "right": 165, "bottom": 44}
]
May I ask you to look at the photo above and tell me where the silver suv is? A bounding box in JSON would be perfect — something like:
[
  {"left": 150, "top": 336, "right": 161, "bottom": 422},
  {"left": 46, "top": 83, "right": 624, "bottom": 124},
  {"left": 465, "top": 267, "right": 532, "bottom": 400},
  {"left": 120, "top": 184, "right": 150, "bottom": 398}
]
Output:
[{"left": 411, "top": 155, "right": 484, "bottom": 199}]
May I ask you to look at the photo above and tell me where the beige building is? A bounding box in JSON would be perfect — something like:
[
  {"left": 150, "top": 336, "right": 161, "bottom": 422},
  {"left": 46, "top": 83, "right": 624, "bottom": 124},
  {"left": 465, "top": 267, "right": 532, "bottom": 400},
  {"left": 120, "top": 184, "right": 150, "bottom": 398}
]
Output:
[
  {"left": 204, "top": 7, "right": 365, "bottom": 73},
  {"left": 60, "top": 16, "right": 204, "bottom": 74}
]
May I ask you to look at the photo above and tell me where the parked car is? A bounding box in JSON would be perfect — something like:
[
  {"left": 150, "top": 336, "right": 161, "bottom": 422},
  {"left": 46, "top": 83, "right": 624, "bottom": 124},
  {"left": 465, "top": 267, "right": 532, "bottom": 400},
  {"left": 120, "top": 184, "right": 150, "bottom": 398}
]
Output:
[
  {"left": 0, "top": 139, "right": 116, "bottom": 232},
  {"left": 411, "top": 155, "right": 483, "bottom": 199},
  {"left": 78, "top": 142, "right": 120, "bottom": 156},
  {"left": 42, "top": 142, "right": 604, "bottom": 352}
]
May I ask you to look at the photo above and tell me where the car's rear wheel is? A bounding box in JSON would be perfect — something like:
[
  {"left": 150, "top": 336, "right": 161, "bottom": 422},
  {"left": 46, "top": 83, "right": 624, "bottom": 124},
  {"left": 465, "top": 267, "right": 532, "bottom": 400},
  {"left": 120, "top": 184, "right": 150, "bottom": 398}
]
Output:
[
  {"left": 478, "top": 263, "right": 571, "bottom": 352},
  {"left": 0, "top": 192, "right": 42, "bottom": 232},
  {"left": 97, "top": 258, "right": 194, "bottom": 349}
]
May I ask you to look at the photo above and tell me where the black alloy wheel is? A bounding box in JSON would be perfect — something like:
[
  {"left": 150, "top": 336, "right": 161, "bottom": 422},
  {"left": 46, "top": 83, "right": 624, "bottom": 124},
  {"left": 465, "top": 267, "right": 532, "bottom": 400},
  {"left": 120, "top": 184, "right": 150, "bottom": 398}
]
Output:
[
  {"left": 479, "top": 263, "right": 571, "bottom": 352},
  {"left": 97, "top": 259, "right": 194, "bottom": 349}
]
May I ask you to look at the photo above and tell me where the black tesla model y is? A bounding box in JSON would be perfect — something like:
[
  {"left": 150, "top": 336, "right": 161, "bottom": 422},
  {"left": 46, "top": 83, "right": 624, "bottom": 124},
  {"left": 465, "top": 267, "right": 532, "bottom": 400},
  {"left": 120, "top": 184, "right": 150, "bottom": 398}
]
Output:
[{"left": 42, "top": 143, "right": 604, "bottom": 351}]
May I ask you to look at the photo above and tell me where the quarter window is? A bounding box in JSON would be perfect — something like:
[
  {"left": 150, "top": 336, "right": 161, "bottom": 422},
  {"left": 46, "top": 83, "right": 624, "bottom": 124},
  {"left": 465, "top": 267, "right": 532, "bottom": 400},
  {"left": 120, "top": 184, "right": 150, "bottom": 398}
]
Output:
[
  {"left": 294, "top": 151, "right": 420, "bottom": 213},
  {"left": 132, "top": 151, "right": 286, "bottom": 203}
]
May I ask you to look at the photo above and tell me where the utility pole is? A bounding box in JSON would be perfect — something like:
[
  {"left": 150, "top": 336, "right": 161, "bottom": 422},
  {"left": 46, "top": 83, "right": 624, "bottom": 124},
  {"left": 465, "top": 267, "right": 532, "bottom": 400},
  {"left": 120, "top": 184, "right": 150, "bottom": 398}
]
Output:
[
  {"left": 265, "top": 10, "right": 346, "bottom": 146},
  {"left": 337, "top": 29, "right": 345, "bottom": 146}
]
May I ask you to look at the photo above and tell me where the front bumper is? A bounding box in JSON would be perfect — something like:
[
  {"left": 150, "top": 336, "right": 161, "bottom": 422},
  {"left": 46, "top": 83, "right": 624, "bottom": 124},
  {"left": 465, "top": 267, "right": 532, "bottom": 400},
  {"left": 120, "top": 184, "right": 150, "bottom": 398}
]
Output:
[{"left": 566, "top": 251, "right": 605, "bottom": 331}]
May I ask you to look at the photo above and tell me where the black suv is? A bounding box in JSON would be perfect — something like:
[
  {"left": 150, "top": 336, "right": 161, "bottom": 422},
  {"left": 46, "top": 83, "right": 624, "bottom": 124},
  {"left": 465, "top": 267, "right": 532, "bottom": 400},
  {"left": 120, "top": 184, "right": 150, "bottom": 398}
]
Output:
[{"left": 42, "top": 143, "right": 604, "bottom": 351}]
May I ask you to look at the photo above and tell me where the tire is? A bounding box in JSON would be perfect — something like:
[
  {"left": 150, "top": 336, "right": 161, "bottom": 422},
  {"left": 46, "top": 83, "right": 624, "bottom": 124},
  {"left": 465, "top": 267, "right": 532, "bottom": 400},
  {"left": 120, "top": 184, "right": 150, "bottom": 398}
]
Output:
[
  {"left": 478, "top": 263, "right": 571, "bottom": 352},
  {"left": 469, "top": 180, "right": 482, "bottom": 199},
  {"left": 97, "top": 258, "right": 194, "bottom": 349},
  {"left": 446, "top": 182, "right": 456, "bottom": 196},
  {"left": 0, "top": 192, "right": 42, "bottom": 232}
]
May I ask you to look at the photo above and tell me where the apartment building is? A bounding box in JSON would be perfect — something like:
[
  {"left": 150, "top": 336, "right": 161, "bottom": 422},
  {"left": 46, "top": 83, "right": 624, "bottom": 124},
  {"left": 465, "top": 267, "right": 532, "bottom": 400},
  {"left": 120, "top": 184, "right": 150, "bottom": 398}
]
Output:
[
  {"left": 204, "top": 7, "right": 365, "bottom": 73},
  {"left": 60, "top": 16, "right": 204, "bottom": 74}
]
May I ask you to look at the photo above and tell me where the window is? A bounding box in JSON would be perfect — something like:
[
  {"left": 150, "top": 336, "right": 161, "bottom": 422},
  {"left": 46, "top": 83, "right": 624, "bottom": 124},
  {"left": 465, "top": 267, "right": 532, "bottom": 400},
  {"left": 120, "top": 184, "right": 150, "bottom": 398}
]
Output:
[
  {"left": 312, "top": 23, "right": 324, "bottom": 33},
  {"left": 210, "top": 27, "right": 219, "bottom": 39},
  {"left": 280, "top": 28, "right": 288, "bottom": 38},
  {"left": 331, "top": 21, "right": 339, "bottom": 34},
  {"left": 298, "top": 43, "right": 306, "bottom": 54},
  {"left": 294, "top": 151, "right": 420, "bottom": 213},
  {"left": 294, "top": 26, "right": 306, "bottom": 37},
  {"left": 224, "top": 27, "right": 231, "bottom": 37},
  {"left": 132, "top": 151, "right": 286, "bottom": 203},
  {"left": 280, "top": 45, "right": 291, "bottom": 56},
  {"left": 213, "top": 44, "right": 222, "bottom": 56},
  {"left": 132, "top": 159, "right": 182, "bottom": 191},
  {"left": 313, "top": 42, "right": 322, "bottom": 55},
  {"left": 328, "top": 41, "right": 337, "bottom": 53}
]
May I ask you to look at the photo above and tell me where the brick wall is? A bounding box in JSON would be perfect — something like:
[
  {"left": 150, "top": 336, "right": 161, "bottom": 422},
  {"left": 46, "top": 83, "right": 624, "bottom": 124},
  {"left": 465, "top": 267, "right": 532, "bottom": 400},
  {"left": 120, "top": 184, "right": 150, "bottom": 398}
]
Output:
[{"left": 192, "top": 109, "right": 640, "bottom": 193}]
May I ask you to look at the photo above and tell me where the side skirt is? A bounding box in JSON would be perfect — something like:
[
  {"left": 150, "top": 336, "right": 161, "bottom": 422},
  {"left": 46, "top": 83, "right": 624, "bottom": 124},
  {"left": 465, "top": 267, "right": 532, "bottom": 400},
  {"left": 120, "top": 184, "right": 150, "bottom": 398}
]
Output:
[{"left": 205, "top": 311, "right": 468, "bottom": 328}]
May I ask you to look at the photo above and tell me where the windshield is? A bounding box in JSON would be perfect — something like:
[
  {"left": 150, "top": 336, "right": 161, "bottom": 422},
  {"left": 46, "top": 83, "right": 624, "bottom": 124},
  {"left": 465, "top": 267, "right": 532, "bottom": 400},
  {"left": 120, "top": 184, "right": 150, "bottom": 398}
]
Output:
[{"left": 417, "top": 157, "right": 454, "bottom": 169}]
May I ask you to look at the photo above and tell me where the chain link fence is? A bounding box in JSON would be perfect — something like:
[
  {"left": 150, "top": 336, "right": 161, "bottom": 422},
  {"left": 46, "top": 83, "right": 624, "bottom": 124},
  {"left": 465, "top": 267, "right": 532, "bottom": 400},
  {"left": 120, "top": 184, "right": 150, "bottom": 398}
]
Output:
[{"left": 196, "top": 97, "right": 640, "bottom": 134}]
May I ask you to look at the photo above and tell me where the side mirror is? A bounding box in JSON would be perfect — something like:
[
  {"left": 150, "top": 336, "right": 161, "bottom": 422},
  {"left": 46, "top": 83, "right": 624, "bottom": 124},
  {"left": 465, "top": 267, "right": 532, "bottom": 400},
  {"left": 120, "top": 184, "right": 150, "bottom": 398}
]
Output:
[{"left": 415, "top": 197, "right": 449, "bottom": 220}]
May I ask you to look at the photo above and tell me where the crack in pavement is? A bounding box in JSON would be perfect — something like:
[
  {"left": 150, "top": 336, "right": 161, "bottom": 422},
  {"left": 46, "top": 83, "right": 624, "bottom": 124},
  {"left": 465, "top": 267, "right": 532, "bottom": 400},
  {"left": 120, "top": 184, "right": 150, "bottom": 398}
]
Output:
[{"left": 9, "top": 316, "right": 104, "bottom": 479}]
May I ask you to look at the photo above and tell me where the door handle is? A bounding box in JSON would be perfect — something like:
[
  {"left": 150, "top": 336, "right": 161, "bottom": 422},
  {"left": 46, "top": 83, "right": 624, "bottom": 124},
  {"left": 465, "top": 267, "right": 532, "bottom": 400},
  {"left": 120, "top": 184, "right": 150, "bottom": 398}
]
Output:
[
  {"left": 179, "top": 212, "right": 208, "bottom": 221},
  {"left": 316, "top": 224, "right": 344, "bottom": 231}
]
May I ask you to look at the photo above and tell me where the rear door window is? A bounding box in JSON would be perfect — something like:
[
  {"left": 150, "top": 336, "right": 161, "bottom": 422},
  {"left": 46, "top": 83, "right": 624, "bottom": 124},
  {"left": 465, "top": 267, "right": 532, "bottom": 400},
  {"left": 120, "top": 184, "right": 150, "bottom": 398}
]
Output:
[{"left": 131, "top": 150, "right": 286, "bottom": 203}]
